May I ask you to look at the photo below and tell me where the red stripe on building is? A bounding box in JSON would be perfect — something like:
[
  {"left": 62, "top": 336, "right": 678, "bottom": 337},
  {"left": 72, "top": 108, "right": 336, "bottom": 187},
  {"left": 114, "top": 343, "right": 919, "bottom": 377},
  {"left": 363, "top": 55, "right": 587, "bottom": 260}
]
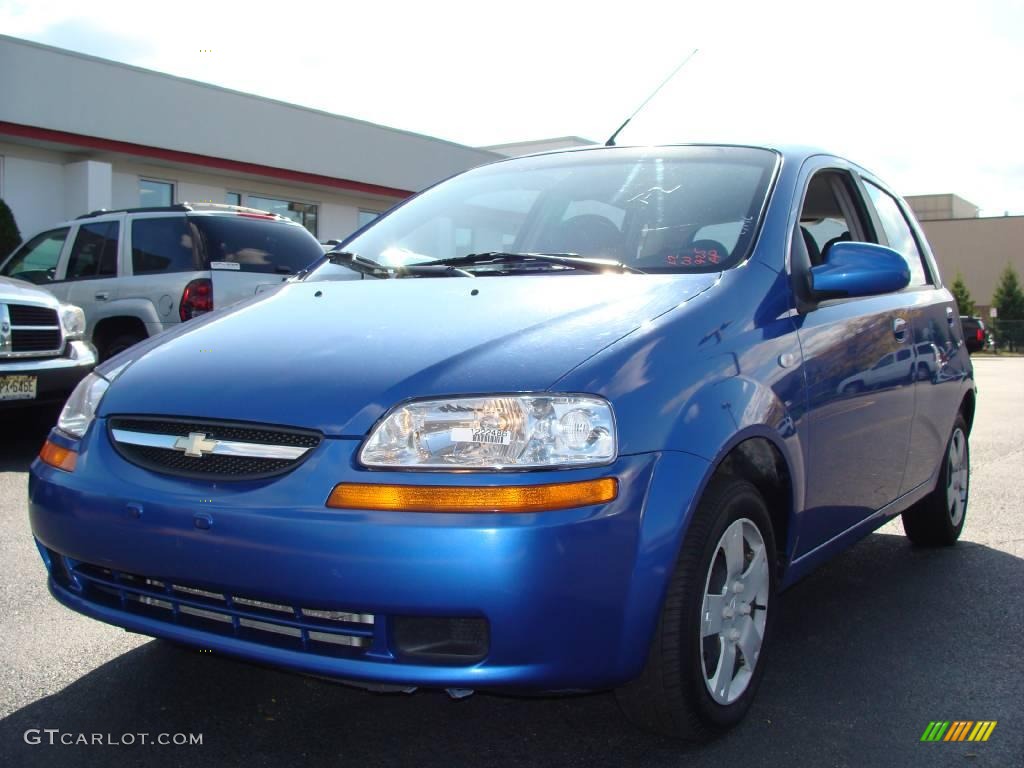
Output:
[{"left": 0, "top": 121, "right": 413, "bottom": 199}]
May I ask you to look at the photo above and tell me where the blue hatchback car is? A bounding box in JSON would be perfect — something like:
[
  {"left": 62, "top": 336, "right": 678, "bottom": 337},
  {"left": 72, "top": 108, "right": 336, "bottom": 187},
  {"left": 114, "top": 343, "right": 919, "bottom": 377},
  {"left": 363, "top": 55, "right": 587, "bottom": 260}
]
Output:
[{"left": 29, "top": 145, "right": 975, "bottom": 740}]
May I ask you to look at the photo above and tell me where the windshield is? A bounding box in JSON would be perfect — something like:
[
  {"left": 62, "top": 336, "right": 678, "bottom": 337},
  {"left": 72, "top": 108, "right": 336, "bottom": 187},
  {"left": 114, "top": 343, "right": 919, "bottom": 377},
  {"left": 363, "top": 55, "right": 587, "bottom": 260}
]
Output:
[{"left": 307, "top": 146, "right": 778, "bottom": 281}]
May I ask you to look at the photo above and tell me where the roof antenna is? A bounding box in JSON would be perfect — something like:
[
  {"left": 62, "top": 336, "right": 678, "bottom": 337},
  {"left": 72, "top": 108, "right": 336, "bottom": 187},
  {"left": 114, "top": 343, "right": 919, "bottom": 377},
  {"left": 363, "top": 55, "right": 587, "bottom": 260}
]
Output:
[{"left": 605, "top": 49, "right": 699, "bottom": 147}]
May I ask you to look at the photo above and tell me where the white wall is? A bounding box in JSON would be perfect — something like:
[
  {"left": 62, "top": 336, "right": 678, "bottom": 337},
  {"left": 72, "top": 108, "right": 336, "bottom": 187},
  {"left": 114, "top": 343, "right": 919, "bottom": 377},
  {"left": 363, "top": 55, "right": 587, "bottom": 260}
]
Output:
[{"left": 0, "top": 144, "right": 65, "bottom": 237}]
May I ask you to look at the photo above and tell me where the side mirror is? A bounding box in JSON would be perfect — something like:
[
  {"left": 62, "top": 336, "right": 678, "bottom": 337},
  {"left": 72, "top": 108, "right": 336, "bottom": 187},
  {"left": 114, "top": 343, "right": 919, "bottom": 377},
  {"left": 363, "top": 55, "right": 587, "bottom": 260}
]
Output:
[{"left": 810, "top": 241, "right": 910, "bottom": 299}]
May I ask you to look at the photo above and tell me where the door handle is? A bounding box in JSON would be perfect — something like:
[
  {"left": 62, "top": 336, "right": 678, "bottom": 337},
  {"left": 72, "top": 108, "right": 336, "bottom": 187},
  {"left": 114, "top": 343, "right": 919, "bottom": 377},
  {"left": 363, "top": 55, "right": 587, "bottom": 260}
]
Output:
[
  {"left": 946, "top": 306, "right": 955, "bottom": 325},
  {"left": 893, "top": 317, "right": 908, "bottom": 342},
  {"left": 95, "top": 291, "right": 110, "bottom": 301}
]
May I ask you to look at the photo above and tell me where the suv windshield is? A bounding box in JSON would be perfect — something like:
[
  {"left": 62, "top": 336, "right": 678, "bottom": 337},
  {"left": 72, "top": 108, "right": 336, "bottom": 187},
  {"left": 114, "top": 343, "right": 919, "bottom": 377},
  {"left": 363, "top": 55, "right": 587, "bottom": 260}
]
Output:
[
  {"left": 192, "top": 216, "right": 325, "bottom": 275},
  {"left": 307, "top": 146, "right": 778, "bottom": 281}
]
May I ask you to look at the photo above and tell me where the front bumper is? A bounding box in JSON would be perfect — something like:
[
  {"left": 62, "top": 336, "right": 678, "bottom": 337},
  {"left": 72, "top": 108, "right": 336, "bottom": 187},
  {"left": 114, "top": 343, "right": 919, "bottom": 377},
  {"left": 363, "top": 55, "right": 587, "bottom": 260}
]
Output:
[
  {"left": 29, "top": 421, "right": 710, "bottom": 692},
  {"left": 0, "top": 340, "right": 96, "bottom": 409}
]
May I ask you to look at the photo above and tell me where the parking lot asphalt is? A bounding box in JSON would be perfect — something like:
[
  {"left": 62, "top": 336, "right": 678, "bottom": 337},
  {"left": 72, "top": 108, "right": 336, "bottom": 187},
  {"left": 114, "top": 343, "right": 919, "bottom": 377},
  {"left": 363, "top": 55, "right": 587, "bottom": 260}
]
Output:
[{"left": 1, "top": 358, "right": 1021, "bottom": 767}]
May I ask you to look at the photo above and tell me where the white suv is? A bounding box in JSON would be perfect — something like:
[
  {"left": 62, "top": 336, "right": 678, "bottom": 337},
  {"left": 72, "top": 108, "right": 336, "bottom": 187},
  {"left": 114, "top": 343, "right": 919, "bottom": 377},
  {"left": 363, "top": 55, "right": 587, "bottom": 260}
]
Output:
[{"left": 0, "top": 204, "right": 328, "bottom": 360}]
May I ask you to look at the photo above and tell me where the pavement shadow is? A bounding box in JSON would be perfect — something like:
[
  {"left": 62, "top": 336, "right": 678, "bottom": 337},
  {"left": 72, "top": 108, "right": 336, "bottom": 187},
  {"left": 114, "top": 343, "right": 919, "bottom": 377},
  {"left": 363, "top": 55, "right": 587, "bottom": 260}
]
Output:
[
  {"left": 0, "top": 406, "right": 59, "bottom": 473},
  {"left": 1, "top": 532, "right": 1021, "bottom": 768}
]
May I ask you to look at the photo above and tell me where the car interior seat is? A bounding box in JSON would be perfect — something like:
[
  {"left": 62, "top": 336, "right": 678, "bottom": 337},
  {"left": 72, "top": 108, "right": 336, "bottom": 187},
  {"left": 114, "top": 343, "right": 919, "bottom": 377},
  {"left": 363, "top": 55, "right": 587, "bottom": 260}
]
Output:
[
  {"left": 820, "top": 231, "right": 852, "bottom": 263},
  {"left": 549, "top": 214, "right": 625, "bottom": 261},
  {"left": 800, "top": 226, "right": 821, "bottom": 266}
]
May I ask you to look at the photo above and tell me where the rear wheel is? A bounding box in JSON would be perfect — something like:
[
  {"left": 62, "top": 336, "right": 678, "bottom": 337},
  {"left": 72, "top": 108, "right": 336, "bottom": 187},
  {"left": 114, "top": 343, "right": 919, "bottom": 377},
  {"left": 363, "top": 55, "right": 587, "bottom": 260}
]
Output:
[
  {"left": 616, "top": 478, "right": 776, "bottom": 741},
  {"left": 902, "top": 413, "right": 969, "bottom": 546},
  {"left": 98, "top": 332, "right": 145, "bottom": 362}
]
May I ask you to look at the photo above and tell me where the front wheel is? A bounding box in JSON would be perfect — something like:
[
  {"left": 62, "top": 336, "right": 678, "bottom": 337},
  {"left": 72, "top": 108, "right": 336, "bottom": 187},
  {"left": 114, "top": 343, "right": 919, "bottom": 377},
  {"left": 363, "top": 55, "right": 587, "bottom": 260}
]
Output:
[
  {"left": 616, "top": 478, "right": 777, "bottom": 741},
  {"left": 902, "top": 413, "right": 969, "bottom": 546}
]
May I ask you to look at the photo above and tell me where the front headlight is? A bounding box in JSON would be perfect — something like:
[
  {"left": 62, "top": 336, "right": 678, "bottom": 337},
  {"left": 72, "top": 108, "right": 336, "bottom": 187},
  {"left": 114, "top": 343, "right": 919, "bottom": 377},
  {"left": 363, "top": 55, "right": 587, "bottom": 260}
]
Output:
[
  {"left": 360, "top": 394, "right": 616, "bottom": 469},
  {"left": 59, "top": 303, "right": 87, "bottom": 340},
  {"left": 57, "top": 373, "right": 109, "bottom": 438}
]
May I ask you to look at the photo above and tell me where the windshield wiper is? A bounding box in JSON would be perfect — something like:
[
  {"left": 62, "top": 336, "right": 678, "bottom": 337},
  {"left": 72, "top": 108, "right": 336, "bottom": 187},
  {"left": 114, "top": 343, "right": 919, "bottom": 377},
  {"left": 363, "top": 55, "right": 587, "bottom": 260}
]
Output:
[
  {"left": 323, "top": 251, "right": 474, "bottom": 279},
  {"left": 417, "top": 252, "right": 644, "bottom": 274}
]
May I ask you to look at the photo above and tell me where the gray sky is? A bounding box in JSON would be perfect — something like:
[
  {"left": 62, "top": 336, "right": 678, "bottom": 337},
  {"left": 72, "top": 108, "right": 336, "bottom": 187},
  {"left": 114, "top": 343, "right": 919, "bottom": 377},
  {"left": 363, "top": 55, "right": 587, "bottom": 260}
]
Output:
[{"left": 2, "top": 0, "right": 1022, "bottom": 214}]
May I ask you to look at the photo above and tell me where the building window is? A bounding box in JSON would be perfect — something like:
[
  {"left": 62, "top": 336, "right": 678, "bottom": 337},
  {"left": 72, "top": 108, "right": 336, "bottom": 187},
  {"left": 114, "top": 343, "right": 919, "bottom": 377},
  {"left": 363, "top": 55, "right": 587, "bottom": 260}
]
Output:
[
  {"left": 225, "top": 192, "right": 241, "bottom": 207},
  {"left": 140, "top": 178, "right": 174, "bottom": 207},
  {"left": 358, "top": 210, "right": 381, "bottom": 229},
  {"left": 248, "top": 195, "right": 318, "bottom": 236}
]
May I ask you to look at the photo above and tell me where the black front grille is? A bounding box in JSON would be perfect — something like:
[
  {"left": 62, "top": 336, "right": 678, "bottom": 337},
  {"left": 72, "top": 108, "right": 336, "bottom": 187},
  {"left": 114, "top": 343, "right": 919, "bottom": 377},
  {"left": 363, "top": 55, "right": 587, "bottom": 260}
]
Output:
[
  {"left": 11, "top": 329, "right": 62, "bottom": 352},
  {"left": 8, "top": 304, "right": 59, "bottom": 326},
  {"left": 51, "top": 555, "right": 374, "bottom": 657},
  {"left": 108, "top": 416, "right": 321, "bottom": 481}
]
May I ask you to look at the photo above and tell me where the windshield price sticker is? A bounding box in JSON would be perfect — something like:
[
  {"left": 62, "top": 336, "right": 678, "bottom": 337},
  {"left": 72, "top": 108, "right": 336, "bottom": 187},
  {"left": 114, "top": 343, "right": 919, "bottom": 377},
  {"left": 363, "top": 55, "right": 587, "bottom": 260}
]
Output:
[
  {"left": 450, "top": 427, "right": 512, "bottom": 446},
  {"left": 210, "top": 261, "right": 241, "bottom": 270}
]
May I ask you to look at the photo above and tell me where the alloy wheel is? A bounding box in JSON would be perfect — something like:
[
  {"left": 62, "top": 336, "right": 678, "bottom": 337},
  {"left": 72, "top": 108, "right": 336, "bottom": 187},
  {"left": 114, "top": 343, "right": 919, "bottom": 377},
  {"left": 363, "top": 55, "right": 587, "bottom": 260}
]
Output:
[
  {"left": 946, "top": 427, "right": 969, "bottom": 527},
  {"left": 700, "top": 518, "right": 770, "bottom": 705}
]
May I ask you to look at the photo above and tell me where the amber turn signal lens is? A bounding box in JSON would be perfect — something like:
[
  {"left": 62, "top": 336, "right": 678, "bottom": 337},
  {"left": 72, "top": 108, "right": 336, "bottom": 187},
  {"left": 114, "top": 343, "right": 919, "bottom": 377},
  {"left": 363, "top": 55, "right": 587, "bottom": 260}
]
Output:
[
  {"left": 327, "top": 477, "right": 618, "bottom": 513},
  {"left": 39, "top": 439, "right": 77, "bottom": 472}
]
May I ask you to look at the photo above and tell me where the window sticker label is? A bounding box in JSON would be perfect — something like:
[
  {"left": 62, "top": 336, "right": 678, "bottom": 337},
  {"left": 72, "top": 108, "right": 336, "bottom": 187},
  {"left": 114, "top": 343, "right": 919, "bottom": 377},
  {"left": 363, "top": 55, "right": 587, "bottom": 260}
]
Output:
[
  {"left": 210, "top": 261, "right": 240, "bottom": 271},
  {"left": 450, "top": 427, "right": 512, "bottom": 446}
]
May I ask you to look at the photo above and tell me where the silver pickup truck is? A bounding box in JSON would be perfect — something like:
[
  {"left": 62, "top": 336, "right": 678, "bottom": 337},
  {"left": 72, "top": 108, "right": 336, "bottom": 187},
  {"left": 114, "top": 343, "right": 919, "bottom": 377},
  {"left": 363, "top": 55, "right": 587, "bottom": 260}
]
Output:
[{"left": 0, "top": 276, "right": 96, "bottom": 410}]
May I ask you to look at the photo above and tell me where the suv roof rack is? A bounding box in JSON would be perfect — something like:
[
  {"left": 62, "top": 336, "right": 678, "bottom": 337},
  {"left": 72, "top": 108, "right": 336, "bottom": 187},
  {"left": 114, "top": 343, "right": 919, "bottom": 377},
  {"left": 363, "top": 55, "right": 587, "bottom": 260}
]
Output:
[
  {"left": 77, "top": 204, "right": 190, "bottom": 219},
  {"left": 76, "top": 202, "right": 285, "bottom": 220}
]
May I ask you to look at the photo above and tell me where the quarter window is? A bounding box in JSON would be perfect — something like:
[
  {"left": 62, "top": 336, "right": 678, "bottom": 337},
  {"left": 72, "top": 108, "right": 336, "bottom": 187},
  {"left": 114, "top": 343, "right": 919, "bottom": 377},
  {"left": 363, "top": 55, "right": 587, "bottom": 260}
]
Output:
[
  {"left": 66, "top": 221, "right": 120, "bottom": 280},
  {"left": 1, "top": 228, "right": 69, "bottom": 284},
  {"left": 863, "top": 182, "right": 929, "bottom": 287},
  {"left": 131, "top": 217, "right": 199, "bottom": 274}
]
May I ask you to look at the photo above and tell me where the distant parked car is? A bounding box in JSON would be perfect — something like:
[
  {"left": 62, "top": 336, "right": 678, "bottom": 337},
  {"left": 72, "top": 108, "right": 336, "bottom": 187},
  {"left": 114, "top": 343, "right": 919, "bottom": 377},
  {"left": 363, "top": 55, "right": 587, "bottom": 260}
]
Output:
[
  {"left": 959, "top": 316, "right": 987, "bottom": 354},
  {"left": 30, "top": 145, "right": 976, "bottom": 741},
  {"left": 1, "top": 276, "right": 95, "bottom": 409},
  {"left": 0, "top": 203, "right": 327, "bottom": 360}
]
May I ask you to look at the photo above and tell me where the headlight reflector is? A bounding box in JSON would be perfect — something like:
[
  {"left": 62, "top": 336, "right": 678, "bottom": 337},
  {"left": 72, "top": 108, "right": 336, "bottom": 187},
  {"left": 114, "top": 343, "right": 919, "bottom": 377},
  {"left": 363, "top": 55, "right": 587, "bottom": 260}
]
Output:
[
  {"left": 57, "top": 373, "right": 109, "bottom": 438},
  {"left": 360, "top": 395, "right": 616, "bottom": 469},
  {"left": 59, "top": 303, "right": 87, "bottom": 339}
]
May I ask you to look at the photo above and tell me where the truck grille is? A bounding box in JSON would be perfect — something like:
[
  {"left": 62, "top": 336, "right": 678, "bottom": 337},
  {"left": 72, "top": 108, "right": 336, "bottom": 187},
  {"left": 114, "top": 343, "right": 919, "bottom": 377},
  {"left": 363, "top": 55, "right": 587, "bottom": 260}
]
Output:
[
  {"left": 1, "top": 302, "right": 63, "bottom": 357},
  {"left": 51, "top": 555, "right": 374, "bottom": 656},
  {"left": 108, "top": 416, "right": 321, "bottom": 480}
]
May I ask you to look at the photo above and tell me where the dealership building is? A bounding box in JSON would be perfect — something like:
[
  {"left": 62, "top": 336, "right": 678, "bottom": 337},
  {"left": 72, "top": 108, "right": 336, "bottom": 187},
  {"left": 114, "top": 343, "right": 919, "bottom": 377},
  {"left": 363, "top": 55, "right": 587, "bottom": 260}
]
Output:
[{"left": 0, "top": 35, "right": 499, "bottom": 243}]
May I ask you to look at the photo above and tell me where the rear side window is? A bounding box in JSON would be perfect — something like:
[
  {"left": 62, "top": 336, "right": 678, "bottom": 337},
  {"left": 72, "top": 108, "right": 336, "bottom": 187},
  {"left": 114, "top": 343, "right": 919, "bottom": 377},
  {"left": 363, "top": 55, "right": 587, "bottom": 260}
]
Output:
[
  {"left": 1, "top": 227, "right": 69, "bottom": 284},
  {"left": 863, "top": 182, "right": 929, "bottom": 287},
  {"left": 66, "top": 221, "right": 119, "bottom": 280},
  {"left": 191, "top": 216, "right": 325, "bottom": 275},
  {"left": 131, "top": 217, "right": 200, "bottom": 274}
]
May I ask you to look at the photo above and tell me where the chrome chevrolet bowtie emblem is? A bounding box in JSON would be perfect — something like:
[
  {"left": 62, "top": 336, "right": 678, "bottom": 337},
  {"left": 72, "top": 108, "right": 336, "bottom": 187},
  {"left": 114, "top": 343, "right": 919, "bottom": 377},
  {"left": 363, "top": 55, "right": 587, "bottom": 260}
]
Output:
[{"left": 174, "top": 432, "right": 218, "bottom": 458}]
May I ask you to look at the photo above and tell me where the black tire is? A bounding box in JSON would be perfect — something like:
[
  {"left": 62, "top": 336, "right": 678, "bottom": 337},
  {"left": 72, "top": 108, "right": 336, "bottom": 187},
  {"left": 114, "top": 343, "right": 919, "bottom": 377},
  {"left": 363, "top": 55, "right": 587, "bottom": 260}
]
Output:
[
  {"left": 616, "top": 478, "right": 777, "bottom": 741},
  {"left": 902, "top": 413, "right": 969, "bottom": 546},
  {"left": 98, "top": 332, "right": 145, "bottom": 362}
]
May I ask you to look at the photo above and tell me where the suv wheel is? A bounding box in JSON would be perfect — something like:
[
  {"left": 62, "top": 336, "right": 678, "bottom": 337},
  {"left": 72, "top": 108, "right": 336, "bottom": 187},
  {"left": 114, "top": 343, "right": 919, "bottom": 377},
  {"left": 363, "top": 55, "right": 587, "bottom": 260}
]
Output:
[
  {"left": 99, "top": 333, "right": 145, "bottom": 362},
  {"left": 902, "top": 413, "right": 969, "bottom": 546},
  {"left": 616, "top": 478, "right": 776, "bottom": 740}
]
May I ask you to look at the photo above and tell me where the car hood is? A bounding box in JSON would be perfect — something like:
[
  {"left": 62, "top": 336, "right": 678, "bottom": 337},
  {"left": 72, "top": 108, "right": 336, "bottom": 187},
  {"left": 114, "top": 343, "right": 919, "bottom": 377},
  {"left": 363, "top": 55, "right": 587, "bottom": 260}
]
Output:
[
  {"left": 0, "top": 275, "right": 59, "bottom": 306},
  {"left": 99, "top": 273, "right": 718, "bottom": 436}
]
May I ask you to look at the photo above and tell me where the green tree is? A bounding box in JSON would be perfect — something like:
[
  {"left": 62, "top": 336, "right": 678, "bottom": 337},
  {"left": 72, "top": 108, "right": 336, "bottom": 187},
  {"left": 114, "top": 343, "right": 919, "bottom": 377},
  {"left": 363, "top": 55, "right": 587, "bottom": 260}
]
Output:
[
  {"left": 992, "top": 264, "right": 1024, "bottom": 352},
  {"left": 950, "top": 272, "right": 976, "bottom": 317},
  {"left": 0, "top": 198, "right": 20, "bottom": 260}
]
